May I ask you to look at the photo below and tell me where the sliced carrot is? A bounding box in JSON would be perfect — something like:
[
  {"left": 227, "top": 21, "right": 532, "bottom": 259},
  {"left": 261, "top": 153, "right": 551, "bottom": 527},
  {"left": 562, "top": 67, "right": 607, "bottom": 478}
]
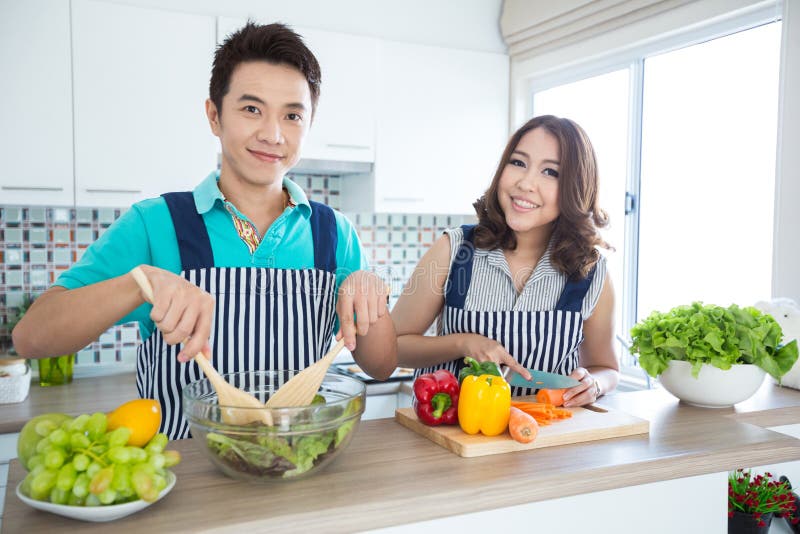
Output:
[
  {"left": 508, "top": 407, "right": 539, "bottom": 443},
  {"left": 535, "top": 388, "right": 567, "bottom": 407},
  {"left": 511, "top": 400, "right": 573, "bottom": 424},
  {"left": 552, "top": 407, "right": 573, "bottom": 419},
  {"left": 510, "top": 402, "right": 552, "bottom": 413}
]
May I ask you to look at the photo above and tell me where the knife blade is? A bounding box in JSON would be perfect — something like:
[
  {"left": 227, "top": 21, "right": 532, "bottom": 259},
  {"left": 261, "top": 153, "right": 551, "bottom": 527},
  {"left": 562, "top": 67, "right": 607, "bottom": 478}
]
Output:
[{"left": 501, "top": 367, "right": 581, "bottom": 389}]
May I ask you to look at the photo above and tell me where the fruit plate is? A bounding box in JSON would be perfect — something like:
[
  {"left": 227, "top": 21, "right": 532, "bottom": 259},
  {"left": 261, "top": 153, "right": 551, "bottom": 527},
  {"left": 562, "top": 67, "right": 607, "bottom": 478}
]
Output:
[{"left": 15, "top": 470, "right": 176, "bottom": 522}]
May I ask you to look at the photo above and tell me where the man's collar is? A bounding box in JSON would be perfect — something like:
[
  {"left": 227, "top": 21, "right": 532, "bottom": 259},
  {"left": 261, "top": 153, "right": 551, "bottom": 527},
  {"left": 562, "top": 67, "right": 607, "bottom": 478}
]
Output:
[{"left": 192, "top": 170, "right": 312, "bottom": 218}]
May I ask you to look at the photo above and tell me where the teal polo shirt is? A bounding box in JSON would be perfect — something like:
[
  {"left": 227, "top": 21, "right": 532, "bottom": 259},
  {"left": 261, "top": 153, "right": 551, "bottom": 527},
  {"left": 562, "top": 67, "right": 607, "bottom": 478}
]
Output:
[{"left": 55, "top": 171, "right": 368, "bottom": 340}]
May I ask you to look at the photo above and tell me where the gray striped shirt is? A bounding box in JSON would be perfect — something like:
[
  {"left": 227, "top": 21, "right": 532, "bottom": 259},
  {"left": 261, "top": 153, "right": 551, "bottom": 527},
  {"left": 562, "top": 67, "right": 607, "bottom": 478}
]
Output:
[{"left": 441, "top": 227, "right": 606, "bottom": 319}]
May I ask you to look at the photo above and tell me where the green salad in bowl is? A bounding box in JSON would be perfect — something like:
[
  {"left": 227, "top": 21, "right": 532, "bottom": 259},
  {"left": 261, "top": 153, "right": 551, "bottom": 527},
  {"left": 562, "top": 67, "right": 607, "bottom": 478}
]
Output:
[{"left": 183, "top": 371, "right": 365, "bottom": 482}]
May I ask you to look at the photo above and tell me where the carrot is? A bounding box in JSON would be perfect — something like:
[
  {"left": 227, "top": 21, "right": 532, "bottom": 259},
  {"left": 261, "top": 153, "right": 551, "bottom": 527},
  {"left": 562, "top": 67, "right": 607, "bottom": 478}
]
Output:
[
  {"left": 536, "top": 388, "right": 567, "bottom": 407},
  {"left": 510, "top": 400, "right": 573, "bottom": 424},
  {"left": 509, "top": 402, "right": 551, "bottom": 413},
  {"left": 508, "top": 407, "right": 539, "bottom": 443}
]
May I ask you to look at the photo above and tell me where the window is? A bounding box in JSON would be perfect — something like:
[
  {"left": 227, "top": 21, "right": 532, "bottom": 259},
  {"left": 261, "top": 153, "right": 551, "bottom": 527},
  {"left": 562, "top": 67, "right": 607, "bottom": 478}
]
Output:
[{"left": 531, "top": 21, "right": 782, "bottom": 379}]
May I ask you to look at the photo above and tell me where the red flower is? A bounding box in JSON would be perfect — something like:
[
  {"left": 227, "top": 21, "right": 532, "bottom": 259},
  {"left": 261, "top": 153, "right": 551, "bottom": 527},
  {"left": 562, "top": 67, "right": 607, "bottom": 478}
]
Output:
[{"left": 728, "top": 470, "right": 796, "bottom": 516}]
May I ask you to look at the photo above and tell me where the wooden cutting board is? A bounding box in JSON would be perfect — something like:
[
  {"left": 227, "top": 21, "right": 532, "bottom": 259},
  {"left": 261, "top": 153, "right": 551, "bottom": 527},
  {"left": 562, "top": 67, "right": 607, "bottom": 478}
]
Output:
[{"left": 395, "top": 403, "right": 649, "bottom": 457}]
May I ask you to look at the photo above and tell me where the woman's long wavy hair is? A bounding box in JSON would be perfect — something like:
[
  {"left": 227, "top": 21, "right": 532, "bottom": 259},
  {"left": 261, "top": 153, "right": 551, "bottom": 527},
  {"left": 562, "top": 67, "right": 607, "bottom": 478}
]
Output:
[{"left": 472, "top": 115, "right": 610, "bottom": 280}]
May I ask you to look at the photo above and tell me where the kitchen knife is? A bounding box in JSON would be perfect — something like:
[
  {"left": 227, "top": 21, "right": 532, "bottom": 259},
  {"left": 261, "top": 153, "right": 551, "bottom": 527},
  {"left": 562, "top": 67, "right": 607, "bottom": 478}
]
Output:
[{"left": 501, "top": 366, "right": 581, "bottom": 389}]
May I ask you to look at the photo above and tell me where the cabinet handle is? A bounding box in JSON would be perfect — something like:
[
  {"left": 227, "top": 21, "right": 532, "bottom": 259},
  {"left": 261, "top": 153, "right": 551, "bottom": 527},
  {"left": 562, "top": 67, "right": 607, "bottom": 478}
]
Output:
[
  {"left": 326, "top": 143, "right": 372, "bottom": 150},
  {"left": 84, "top": 188, "right": 142, "bottom": 194},
  {"left": 2, "top": 185, "right": 64, "bottom": 192},
  {"left": 382, "top": 197, "right": 424, "bottom": 203}
]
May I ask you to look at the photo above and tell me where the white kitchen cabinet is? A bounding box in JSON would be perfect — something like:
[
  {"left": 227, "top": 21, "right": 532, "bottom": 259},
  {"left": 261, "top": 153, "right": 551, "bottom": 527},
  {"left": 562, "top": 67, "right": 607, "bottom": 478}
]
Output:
[
  {"left": 72, "top": 0, "right": 218, "bottom": 207},
  {"left": 296, "top": 27, "right": 377, "bottom": 163},
  {"left": 372, "top": 41, "right": 509, "bottom": 215},
  {"left": 216, "top": 18, "right": 377, "bottom": 163},
  {"left": 0, "top": 0, "right": 74, "bottom": 206}
]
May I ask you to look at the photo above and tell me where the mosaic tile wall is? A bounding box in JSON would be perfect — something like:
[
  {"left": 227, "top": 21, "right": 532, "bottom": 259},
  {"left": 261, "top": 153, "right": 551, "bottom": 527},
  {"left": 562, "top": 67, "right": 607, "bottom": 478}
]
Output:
[{"left": 0, "top": 173, "right": 475, "bottom": 371}]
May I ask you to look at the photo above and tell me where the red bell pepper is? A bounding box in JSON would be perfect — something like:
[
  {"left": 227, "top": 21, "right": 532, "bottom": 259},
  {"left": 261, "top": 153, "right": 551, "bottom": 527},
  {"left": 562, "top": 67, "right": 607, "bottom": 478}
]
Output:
[{"left": 413, "top": 369, "right": 459, "bottom": 425}]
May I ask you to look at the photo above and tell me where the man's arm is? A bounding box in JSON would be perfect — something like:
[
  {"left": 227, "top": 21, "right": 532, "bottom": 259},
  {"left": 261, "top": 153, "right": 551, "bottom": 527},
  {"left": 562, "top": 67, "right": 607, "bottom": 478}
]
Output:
[
  {"left": 12, "top": 273, "right": 144, "bottom": 358},
  {"left": 350, "top": 312, "right": 397, "bottom": 381},
  {"left": 13, "top": 265, "right": 217, "bottom": 362}
]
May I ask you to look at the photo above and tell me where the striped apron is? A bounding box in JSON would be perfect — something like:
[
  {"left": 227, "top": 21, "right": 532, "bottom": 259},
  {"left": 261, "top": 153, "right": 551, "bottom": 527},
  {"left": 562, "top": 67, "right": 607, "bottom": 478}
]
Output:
[
  {"left": 136, "top": 192, "right": 338, "bottom": 439},
  {"left": 418, "top": 225, "right": 596, "bottom": 397}
]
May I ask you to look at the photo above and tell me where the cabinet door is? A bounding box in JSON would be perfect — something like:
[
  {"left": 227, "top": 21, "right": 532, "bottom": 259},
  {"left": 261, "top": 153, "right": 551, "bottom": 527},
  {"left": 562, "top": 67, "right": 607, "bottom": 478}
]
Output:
[
  {"left": 217, "top": 18, "right": 377, "bottom": 163},
  {"left": 374, "top": 42, "right": 509, "bottom": 214},
  {"left": 297, "top": 27, "right": 377, "bottom": 163},
  {"left": 72, "top": 0, "right": 218, "bottom": 207},
  {"left": 0, "top": 0, "right": 74, "bottom": 206}
]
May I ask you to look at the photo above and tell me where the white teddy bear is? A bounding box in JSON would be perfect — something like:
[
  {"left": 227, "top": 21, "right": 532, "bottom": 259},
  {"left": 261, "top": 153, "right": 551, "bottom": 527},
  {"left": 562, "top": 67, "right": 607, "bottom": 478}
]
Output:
[{"left": 754, "top": 297, "right": 800, "bottom": 390}]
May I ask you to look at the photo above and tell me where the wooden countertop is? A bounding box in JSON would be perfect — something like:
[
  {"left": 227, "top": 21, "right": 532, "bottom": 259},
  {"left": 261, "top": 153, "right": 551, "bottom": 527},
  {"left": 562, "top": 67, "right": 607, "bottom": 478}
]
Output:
[
  {"left": 0, "top": 373, "right": 139, "bottom": 434},
  {"left": 0, "top": 372, "right": 410, "bottom": 435},
  {"left": 4, "top": 380, "right": 800, "bottom": 532}
]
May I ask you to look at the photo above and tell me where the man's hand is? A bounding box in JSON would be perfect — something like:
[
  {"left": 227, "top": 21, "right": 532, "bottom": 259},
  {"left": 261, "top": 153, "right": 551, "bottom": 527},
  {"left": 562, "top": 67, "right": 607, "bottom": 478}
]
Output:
[
  {"left": 136, "top": 265, "right": 215, "bottom": 363},
  {"left": 336, "top": 270, "right": 388, "bottom": 351}
]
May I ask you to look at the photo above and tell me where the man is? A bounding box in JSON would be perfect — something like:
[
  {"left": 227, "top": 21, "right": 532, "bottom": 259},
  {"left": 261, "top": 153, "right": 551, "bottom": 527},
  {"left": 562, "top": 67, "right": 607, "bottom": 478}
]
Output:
[{"left": 13, "top": 22, "right": 397, "bottom": 439}]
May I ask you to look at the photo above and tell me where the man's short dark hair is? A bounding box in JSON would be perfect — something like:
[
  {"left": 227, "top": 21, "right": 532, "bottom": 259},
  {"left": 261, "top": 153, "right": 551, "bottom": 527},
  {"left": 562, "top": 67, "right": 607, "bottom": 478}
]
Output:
[{"left": 209, "top": 21, "right": 321, "bottom": 118}]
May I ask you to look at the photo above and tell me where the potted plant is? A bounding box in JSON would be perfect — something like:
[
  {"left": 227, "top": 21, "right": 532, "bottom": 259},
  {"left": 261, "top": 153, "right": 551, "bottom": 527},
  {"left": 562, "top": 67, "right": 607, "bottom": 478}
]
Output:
[
  {"left": 728, "top": 469, "right": 798, "bottom": 533},
  {"left": 630, "top": 302, "right": 799, "bottom": 407}
]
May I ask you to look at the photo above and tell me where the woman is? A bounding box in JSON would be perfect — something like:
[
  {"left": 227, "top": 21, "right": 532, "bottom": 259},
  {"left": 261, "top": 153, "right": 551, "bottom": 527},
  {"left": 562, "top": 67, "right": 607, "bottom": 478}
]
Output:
[{"left": 392, "top": 115, "right": 618, "bottom": 406}]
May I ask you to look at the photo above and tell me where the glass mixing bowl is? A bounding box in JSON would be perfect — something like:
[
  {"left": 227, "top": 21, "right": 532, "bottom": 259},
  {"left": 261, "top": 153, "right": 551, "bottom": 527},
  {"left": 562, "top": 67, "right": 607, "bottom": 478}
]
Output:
[{"left": 183, "top": 370, "right": 365, "bottom": 482}]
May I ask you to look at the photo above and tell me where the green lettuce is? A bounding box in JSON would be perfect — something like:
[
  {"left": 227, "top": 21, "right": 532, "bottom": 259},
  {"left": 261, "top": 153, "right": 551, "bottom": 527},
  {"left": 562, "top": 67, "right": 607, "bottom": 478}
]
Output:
[
  {"left": 204, "top": 397, "right": 362, "bottom": 478},
  {"left": 630, "top": 302, "right": 798, "bottom": 380}
]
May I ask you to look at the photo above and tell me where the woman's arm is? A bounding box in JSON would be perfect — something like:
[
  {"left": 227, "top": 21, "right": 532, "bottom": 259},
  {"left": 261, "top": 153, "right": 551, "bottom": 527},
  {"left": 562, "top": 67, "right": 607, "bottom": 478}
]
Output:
[
  {"left": 391, "top": 234, "right": 454, "bottom": 367},
  {"left": 391, "top": 235, "right": 530, "bottom": 377},
  {"left": 564, "top": 271, "right": 620, "bottom": 406}
]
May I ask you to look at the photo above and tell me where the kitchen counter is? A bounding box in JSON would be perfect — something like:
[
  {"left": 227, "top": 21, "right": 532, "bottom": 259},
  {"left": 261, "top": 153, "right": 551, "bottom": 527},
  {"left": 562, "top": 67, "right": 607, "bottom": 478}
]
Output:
[
  {"left": 0, "top": 373, "right": 139, "bottom": 434},
  {"left": 0, "top": 372, "right": 412, "bottom": 435},
  {"left": 4, "top": 381, "right": 800, "bottom": 532}
]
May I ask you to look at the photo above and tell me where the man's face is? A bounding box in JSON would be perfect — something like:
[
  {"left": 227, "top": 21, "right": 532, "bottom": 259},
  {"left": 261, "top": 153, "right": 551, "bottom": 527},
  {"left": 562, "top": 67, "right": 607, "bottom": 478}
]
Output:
[{"left": 206, "top": 61, "right": 313, "bottom": 188}]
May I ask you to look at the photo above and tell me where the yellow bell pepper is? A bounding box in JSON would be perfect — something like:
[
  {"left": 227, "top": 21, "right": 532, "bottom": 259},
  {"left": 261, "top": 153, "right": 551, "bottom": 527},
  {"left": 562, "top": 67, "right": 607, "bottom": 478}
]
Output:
[{"left": 457, "top": 374, "right": 511, "bottom": 436}]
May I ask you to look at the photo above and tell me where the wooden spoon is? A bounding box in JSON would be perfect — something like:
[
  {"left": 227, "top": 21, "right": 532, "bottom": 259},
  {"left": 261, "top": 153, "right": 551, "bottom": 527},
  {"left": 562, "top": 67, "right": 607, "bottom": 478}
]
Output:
[
  {"left": 265, "top": 338, "right": 346, "bottom": 408},
  {"left": 129, "top": 267, "right": 272, "bottom": 426}
]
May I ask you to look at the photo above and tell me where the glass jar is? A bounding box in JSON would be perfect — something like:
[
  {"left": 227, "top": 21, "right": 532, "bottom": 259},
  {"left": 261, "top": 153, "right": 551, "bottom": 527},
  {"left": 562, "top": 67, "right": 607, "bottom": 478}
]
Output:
[{"left": 38, "top": 353, "right": 75, "bottom": 386}]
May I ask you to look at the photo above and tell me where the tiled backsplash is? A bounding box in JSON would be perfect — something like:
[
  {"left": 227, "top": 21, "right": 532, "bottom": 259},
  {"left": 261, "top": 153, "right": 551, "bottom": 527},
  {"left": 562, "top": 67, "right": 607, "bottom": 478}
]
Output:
[{"left": 0, "top": 174, "right": 475, "bottom": 370}]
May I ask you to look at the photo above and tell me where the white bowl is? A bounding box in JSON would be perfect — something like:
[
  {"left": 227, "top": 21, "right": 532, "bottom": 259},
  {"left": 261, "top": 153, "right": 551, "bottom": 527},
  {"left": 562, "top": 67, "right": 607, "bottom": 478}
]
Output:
[
  {"left": 15, "top": 471, "right": 176, "bottom": 522},
  {"left": 658, "top": 360, "right": 766, "bottom": 408}
]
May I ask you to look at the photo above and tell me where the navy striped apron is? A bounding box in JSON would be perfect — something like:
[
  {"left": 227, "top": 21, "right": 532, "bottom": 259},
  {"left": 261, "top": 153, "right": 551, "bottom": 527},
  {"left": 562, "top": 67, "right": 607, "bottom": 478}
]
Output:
[
  {"left": 136, "top": 192, "right": 338, "bottom": 439},
  {"left": 417, "top": 225, "right": 596, "bottom": 397}
]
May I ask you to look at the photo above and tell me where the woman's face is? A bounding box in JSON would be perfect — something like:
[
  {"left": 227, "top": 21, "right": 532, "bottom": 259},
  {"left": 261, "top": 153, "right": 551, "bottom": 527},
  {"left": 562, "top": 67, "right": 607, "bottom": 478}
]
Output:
[{"left": 497, "top": 127, "right": 561, "bottom": 238}]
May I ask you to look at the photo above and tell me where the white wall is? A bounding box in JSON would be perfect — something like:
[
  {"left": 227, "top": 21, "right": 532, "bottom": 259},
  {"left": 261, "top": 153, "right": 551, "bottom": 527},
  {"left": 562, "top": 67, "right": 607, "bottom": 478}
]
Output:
[{"left": 95, "top": 0, "right": 507, "bottom": 53}]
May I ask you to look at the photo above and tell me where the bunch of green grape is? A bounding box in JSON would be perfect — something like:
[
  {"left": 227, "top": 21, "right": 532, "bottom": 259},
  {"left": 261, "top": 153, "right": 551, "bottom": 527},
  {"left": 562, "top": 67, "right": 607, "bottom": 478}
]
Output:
[{"left": 19, "top": 412, "right": 180, "bottom": 506}]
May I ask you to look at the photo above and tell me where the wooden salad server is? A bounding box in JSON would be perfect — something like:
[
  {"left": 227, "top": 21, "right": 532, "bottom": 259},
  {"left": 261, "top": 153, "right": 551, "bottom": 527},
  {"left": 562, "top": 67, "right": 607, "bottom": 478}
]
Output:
[{"left": 130, "top": 266, "right": 272, "bottom": 426}]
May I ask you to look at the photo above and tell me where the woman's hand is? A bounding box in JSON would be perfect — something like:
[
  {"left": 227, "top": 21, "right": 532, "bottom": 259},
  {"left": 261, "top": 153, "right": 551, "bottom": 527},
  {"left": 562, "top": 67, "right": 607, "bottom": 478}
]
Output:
[
  {"left": 136, "top": 265, "right": 215, "bottom": 363},
  {"left": 562, "top": 366, "right": 601, "bottom": 407},
  {"left": 336, "top": 270, "right": 389, "bottom": 351},
  {"left": 460, "top": 334, "right": 531, "bottom": 379}
]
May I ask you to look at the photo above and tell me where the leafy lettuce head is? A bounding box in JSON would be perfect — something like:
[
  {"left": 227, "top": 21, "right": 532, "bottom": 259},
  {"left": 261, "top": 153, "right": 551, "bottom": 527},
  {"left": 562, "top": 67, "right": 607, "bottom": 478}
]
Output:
[{"left": 630, "top": 302, "right": 798, "bottom": 380}]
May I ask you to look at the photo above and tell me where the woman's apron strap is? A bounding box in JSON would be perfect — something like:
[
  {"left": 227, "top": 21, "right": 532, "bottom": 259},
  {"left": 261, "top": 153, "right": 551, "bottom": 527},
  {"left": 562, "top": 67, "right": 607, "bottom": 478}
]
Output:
[
  {"left": 444, "top": 224, "right": 477, "bottom": 309},
  {"left": 554, "top": 266, "right": 597, "bottom": 312}
]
